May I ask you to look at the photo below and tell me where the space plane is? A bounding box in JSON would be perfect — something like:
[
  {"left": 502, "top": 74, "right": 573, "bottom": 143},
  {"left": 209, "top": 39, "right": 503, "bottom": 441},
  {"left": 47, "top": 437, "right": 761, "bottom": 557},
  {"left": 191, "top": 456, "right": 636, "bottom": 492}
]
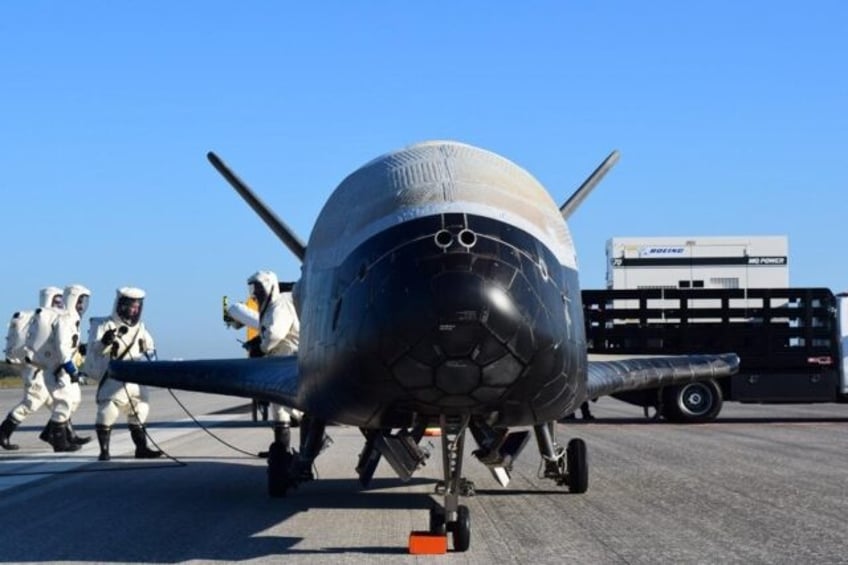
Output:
[{"left": 110, "top": 141, "right": 738, "bottom": 552}]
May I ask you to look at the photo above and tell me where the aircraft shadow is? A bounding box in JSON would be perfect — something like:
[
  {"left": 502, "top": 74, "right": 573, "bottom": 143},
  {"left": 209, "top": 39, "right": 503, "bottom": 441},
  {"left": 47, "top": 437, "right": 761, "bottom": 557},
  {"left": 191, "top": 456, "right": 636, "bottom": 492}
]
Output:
[
  {"left": 0, "top": 461, "right": 438, "bottom": 562},
  {"left": 560, "top": 416, "right": 848, "bottom": 425}
]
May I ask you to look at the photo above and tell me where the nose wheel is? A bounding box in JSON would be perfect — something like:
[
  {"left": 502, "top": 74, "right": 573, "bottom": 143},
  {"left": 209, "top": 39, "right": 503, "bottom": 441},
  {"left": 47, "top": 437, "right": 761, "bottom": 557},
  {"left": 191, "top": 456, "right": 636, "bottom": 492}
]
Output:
[
  {"left": 450, "top": 505, "right": 471, "bottom": 552},
  {"left": 428, "top": 503, "right": 471, "bottom": 552},
  {"left": 420, "top": 415, "right": 474, "bottom": 552}
]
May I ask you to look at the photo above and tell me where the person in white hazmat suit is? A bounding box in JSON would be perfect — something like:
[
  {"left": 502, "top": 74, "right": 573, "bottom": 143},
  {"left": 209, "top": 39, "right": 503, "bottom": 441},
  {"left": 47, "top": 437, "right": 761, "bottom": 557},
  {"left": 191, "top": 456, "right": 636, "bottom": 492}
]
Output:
[
  {"left": 243, "top": 270, "right": 302, "bottom": 454},
  {"left": 88, "top": 287, "right": 162, "bottom": 461},
  {"left": 33, "top": 284, "right": 92, "bottom": 452},
  {"left": 0, "top": 286, "right": 64, "bottom": 450}
]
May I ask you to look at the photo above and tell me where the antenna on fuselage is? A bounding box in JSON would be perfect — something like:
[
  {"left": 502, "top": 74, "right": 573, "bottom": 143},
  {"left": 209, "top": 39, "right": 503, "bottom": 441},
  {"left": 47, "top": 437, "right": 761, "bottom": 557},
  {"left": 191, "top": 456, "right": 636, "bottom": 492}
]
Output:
[
  {"left": 207, "top": 151, "right": 307, "bottom": 262},
  {"left": 559, "top": 150, "right": 620, "bottom": 220}
]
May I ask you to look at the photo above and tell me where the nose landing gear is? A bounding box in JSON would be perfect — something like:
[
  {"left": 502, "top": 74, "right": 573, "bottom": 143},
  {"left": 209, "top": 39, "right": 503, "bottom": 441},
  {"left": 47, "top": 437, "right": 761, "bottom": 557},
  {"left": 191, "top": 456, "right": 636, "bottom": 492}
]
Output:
[{"left": 411, "top": 415, "right": 474, "bottom": 553}]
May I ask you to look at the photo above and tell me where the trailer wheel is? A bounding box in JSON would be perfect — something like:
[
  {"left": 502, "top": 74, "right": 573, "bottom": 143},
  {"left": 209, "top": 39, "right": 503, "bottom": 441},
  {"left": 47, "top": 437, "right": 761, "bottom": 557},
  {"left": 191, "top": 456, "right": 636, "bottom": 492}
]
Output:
[{"left": 662, "top": 380, "right": 722, "bottom": 423}]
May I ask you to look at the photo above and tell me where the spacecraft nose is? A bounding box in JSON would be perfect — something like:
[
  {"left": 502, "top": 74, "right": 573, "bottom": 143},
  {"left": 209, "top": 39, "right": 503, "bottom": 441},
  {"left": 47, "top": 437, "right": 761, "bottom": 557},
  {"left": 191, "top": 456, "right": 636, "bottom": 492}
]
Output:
[{"left": 333, "top": 213, "right": 572, "bottom": 418}]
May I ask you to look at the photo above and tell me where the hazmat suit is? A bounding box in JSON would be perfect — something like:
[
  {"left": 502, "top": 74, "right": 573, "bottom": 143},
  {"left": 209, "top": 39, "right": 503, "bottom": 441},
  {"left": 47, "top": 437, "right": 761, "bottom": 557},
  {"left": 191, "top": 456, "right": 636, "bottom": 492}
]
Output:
[
  {"left": 88, "top": 287, "right": 162, "bottom": 461},
  {"left": 246, "top": 270, "right": 301, "bottom": 449},
  {"left": 0, "top": 287, "right": 64, "bottom": 450},
  {"left": 36, "top": 284, "right": 92, "bottom": 452}
]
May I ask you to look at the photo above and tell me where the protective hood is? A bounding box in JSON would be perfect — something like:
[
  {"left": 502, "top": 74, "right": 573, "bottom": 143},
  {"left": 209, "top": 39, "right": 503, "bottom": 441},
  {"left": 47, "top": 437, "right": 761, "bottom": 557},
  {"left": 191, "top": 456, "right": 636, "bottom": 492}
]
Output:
[
  {"left": 64, "top": 284, "right": 91, "bottom": 319},
  {"left": 112, "top": 286, "right": 146, "bottom": 326},
  {"left": 247, "top": 270, "right": 279, "bottom": 314},
  {"left": 39, "top": 286, "right": 64, "bottom": 309}
]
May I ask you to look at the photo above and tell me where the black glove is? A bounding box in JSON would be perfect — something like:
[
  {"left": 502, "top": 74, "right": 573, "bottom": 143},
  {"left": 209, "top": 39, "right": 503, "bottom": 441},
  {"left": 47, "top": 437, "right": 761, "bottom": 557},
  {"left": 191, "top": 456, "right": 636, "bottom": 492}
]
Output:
[
  {"left": 243, "top": 336, "right": 263, "bottom": 358},
  {"left": 101, "top": 329, "right": 117, "bottom": 346},
  {"left": 69, "top": 372, "right": 80, "bottom": 384},
  {"left": 78, "top": 343, "right": 87, "bottom": 356}
]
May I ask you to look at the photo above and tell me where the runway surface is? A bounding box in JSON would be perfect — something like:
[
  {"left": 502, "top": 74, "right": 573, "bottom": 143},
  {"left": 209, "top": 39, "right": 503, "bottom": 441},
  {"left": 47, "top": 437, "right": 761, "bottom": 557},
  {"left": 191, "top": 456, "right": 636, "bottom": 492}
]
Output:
[{"left": 1, "top": 386, "right": 846, "bottom": 564}]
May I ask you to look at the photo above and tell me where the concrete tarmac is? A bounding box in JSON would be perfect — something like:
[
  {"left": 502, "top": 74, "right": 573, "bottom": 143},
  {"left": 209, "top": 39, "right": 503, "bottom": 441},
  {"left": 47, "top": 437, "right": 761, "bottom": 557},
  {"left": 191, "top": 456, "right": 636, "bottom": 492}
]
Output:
[{"left": 0, "top": 386, "right": 846, "bottom": 564}]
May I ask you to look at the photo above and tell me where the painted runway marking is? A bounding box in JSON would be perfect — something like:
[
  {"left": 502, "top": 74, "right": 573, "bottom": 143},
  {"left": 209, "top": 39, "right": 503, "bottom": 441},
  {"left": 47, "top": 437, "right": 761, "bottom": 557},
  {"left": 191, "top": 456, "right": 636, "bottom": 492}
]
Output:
[{"left": 0, "top": 414, "right": 246, "bottom": 492}]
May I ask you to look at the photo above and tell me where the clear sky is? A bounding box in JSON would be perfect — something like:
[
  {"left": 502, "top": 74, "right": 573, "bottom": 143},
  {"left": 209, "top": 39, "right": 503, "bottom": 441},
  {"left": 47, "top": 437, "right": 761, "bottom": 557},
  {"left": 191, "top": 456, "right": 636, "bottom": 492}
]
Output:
[{"left": 2, "top": 2, "right": 846, "bottom": 359}]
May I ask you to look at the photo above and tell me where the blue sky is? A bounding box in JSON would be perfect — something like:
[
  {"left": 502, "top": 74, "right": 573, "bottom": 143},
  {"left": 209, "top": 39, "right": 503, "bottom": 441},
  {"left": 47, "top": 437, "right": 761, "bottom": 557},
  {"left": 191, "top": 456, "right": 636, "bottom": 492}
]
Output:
[{"left": 2, "top": 2, "right": 846, "bottom": 359}]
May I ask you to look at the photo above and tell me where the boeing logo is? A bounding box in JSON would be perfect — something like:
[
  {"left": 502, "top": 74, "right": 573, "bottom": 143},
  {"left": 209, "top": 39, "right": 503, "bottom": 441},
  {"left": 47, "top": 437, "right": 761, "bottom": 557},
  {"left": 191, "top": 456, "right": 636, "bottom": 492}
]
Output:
[{"left": 639, "top": 246, "right": 686, "bottom": 258}]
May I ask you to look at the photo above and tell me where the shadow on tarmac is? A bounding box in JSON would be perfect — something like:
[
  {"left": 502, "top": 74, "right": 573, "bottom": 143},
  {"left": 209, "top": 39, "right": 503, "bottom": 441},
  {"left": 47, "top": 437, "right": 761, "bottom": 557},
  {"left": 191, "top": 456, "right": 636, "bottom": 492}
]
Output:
[
  {"left": 0, "top": 460, "right": 437, "bottom": 562},
  {"left": 560, "top": 416, "right": 848, "bottom": 425}
]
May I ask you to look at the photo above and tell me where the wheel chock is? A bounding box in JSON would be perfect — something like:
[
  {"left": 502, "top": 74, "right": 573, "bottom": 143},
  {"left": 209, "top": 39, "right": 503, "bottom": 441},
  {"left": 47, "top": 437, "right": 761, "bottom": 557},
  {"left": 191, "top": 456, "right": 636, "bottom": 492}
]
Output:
[{"left": 408, "top": 531, "right": 447, "bottom": 554}]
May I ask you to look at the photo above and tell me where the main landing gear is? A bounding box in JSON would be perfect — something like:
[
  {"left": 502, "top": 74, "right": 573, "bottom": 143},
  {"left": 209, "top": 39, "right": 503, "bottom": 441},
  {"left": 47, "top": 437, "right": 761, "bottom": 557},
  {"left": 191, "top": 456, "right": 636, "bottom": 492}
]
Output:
[
  {"left": 535, "top": 421, "right": 588, "bottom": 493},
  {"left": 267, "top": 415, "right": 329, "bottom": 497}
]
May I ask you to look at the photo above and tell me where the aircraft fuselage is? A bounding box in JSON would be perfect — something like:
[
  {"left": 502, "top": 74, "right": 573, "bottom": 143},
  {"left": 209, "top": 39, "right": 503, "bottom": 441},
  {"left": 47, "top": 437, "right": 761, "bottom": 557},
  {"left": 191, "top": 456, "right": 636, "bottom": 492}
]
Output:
[{"left": 294, "top": 142, "right": 588, "bottom": 428}]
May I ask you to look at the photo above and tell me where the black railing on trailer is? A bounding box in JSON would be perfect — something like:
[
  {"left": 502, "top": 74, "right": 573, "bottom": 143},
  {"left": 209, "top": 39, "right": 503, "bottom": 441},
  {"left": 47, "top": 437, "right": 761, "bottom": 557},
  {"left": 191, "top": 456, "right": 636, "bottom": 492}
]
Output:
[{"left": 582, "top": 287, "right": 841, "bottom": 404}]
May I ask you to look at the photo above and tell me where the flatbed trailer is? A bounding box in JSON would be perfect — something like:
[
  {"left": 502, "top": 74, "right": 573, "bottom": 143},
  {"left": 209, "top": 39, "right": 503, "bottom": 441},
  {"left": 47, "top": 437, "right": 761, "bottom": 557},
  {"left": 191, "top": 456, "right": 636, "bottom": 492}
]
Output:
[{"left": 582, "top": 287, "right": 848, "bottom": 422}]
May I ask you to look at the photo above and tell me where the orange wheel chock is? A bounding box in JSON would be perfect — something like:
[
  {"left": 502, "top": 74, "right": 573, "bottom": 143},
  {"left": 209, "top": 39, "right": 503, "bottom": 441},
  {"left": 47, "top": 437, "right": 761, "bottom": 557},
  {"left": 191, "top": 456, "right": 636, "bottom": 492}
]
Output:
[{"left": 408, "top": 531, "right": 448, "bottom": 554}]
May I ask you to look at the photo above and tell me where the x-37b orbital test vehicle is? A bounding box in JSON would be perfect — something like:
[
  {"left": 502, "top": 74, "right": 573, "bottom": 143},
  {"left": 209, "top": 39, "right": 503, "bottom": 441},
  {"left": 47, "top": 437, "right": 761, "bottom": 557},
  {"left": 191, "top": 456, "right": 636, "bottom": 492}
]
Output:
[{"left": 111, "top": 141, "right": 738, "bottom": 552}]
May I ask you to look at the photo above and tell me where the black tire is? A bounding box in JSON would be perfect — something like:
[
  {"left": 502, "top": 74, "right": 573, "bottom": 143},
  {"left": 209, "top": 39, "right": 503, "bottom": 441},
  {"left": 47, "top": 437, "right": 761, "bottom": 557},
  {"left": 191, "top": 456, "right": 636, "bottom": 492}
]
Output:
[
  {"left": 662, "top": 380, "right": 723, "bottom": 423},
  {"left": 429, "top": 507, "right": 446, "bottom": 534},
  {"left": 267, "top": 443, "right": 292, "bottom": 498},
  {"left": 452, "top": 505, "right": 471, "bottom": 552},
  {"left": 566, "top": 438, "right": 588, "bottom": 494}
]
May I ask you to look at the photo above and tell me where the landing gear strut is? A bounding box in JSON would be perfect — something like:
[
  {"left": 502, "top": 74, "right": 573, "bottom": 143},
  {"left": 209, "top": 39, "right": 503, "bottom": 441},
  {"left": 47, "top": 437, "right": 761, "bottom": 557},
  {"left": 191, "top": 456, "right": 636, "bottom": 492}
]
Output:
[{"left": 428, "top": 415, "right": 473, "bottom": 552}]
